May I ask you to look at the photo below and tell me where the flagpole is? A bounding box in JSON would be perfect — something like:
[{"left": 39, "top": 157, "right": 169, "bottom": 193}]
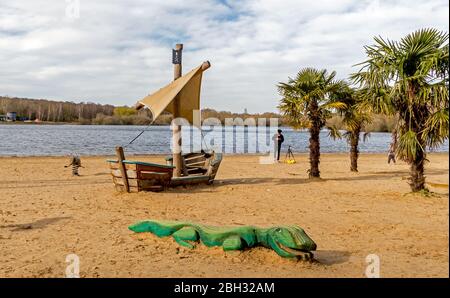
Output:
[{"left": 172, "top": 43, "right": 183, "bottom": 177}]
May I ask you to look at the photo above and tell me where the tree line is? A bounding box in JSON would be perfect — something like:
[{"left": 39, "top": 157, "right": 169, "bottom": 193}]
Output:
[
  {"left": 0, "top": 96, "right": 396, "bottom": 131},
  {"left": 0, "top": 96, "right": 115, "bottom": 123}
]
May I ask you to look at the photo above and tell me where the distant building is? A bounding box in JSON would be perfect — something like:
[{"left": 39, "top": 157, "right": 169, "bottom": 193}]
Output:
[{"left": 6, "top": 112, "right": 17, "bottom": 121}]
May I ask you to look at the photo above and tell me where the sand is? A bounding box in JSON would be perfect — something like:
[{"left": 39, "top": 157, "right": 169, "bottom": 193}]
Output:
[{"left": 0, "top": 153, "right": 448, "bottom": 278}]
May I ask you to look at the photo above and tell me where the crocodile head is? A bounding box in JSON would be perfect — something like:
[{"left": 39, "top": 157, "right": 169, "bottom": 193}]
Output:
[
  {"left": 128, "top": 220, "right": 181, "bottom": 237},
  {"left": 129, "top": 221, "right": 155, "bottom": 233},
  {"left": 266, "top": 226, "right": 317, "bottom": 258}
]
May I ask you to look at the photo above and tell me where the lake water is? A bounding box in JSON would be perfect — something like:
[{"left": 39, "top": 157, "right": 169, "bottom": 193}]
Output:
[{"left": 0, "top": 124, "right": 448, "bottom": 156}]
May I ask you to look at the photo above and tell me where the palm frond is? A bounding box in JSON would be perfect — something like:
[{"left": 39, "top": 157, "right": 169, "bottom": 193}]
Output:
[
  {"left": 422, "top": 108, "right": 449, "bottom": 149},
  {"left": 327, "top": 125, "right": 342, "bottom": 140},
  {"left": 397, "top": 130, "right": 424, "bottom": 161},
  {"left": 278, "top": 67, "right": 349, "bottom": 130},
  {"left": 321, "top": 101, "right": 347, "bottom": 110}
]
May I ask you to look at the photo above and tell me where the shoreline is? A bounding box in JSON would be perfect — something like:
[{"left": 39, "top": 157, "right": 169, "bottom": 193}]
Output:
[{"left": 1, "top": 151, "right": 449, "bottom": 159}]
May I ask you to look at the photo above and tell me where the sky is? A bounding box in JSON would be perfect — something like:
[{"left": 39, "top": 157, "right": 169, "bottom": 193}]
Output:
[{"left": 0, "top": 0, "right": 448, "bottom": 113}]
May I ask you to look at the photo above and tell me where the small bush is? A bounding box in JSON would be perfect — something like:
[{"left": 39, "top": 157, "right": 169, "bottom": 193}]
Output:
[{"left": 113, "top": 106, "right": 137, "bottom": 117}]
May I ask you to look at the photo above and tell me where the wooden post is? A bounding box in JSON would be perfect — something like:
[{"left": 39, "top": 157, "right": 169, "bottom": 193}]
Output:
[
  {"left": 115, "top": 146, "right": 129, "bottom": 193},
  {"left": 172, "top": 43, "right": 183, "bottom": 177}
]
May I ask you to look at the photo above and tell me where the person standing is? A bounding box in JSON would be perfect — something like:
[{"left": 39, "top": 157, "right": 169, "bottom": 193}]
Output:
[
  {"left": 274, "top": 129, "right": 284, "bottom": 162},
  {"left": 388, "top": 142, "right": 396, "bottom": 164}
]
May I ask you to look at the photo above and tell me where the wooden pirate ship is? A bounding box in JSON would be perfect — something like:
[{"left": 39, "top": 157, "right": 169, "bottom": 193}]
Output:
[{"left": 107, "top": 44, "right": 222, "bottom": 192}]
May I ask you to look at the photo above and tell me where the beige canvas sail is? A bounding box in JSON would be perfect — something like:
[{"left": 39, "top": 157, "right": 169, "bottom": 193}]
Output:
[{"left": 137, "top": 62, "right": 209, "bottom": 125}]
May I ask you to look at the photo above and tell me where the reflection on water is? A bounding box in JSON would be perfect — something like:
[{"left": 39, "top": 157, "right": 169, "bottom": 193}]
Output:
[{"left": 0, "top": 124, "right": 448, "bottom": 156}]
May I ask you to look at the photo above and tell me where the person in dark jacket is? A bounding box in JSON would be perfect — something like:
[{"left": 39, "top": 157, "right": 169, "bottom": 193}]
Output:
[{"left": 274, "top": 129, "right": 284, "bottom": 162}]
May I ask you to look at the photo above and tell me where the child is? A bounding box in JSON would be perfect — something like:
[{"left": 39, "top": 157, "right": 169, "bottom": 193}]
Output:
[
  {"left": 387, "top": 143, "right": 396, "bottom": 164},
  {"left": 65, "top": 154, "right": 83, "bottom": 176}
]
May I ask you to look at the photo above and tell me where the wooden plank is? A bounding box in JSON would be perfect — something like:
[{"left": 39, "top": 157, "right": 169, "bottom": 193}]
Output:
[
  {"left": 184, "top": 155, "right": 206, "bottom": 162},
  {"left": 185, "top": 157, "right": 206, "bottom": 163},
  {"left": 139, "top": 171, "right": 171, "bottom": 180},
  {"left": 111, "top": 169, "right": 137, "bottom": 179},
  {"left": 139, "top": 184, "right": 164, "bottom": 192},
  {"left": 184, "top": 153, "right": 204, "bottom": 158},
  {"left": 113, "top": 176, "right": 126, "bottom": 186},
  {"left": 123, "top": 160, "right": 175, "bottom": 169},
  {"left": 115, "top": 147, "right": 130, "bottom": 193},
  {"left": 109, "top": 160, "right": 174, "bottom": 170},
  {"left": 109, "top": 162, "right": 137, "bottom": 171},
  {"left": 113, "top": 177, "right": 140, "bottom": 187},
  {"left": 170, "top": 175, "right": 210, "bottom": 187},
  {"left": 186, "top": 168, "right": 207, "bottom": 175},
  {"left": 136, "top": 164, "right": 174, "bottom": 174},
  {"left": 113, "top": 176, "right": 170, "bottom": 189},
  {"left": 185, "top": 160, "right": 206, "bottom": 167},
  {"left": 139, "top": 179, "right": 164, "bottom": 189}
]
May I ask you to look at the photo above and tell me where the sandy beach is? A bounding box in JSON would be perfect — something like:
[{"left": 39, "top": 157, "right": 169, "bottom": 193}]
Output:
[{"left": 0, "top": 153, "right": 448, "bottom": 278}]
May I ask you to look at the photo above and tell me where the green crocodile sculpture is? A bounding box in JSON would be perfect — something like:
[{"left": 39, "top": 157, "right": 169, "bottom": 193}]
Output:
[{"left": 128, "top": 220, "right": 317, "bottom": 259}]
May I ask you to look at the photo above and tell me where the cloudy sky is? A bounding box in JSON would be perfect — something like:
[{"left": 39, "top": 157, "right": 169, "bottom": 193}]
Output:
[{"left": 0, "top": 0, "right": 448, "bottom": 112}]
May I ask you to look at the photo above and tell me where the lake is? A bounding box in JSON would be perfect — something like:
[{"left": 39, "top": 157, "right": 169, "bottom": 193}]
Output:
[{"left": 0, "top": 124, "right": 448, "bottom": 156}]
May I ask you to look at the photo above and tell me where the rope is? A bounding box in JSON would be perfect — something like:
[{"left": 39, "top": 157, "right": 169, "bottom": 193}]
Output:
[
  {"left": 124, "top": 130, "right": 146, "bottom": 147},
  {"left": 122, "top": 119, "right": 156, "bottom": 148}
]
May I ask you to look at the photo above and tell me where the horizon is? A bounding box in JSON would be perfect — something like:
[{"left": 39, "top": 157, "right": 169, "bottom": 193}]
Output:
[{"left": 1, "top": 0, "right": 449, "bottom": 113}]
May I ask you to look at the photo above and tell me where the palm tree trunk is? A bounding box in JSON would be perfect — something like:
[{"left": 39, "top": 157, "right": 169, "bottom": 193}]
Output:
[
  {"left": 350, "top": 129, "right": 360, "bottom": 172},
  {"left": 407, "top": 98, "right": 427, "bottom": 192},
  {"left": 409, "top": 148, "right": 426, "bottom": 192},
  {"left": 309, "top": 126, "right": 321, "bottom": 178},
  {"left": 308, "top": 101, "right": 321, "bottom": 178}
]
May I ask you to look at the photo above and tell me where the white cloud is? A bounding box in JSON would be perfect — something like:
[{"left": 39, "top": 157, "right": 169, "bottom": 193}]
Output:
[{"left": 0, "top": 0, "right": 448, "bottom": 112}]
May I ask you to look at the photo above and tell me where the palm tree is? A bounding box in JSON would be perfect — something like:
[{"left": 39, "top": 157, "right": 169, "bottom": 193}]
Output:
[
  {"left": 278, "top": 68, "right": 346, "bottom": 178},
  {"left": 352, "top": 28, "right": 449, "bottom": 192},
  {"left": 329, "top": 86, "right": 372, "bottom": 172}
]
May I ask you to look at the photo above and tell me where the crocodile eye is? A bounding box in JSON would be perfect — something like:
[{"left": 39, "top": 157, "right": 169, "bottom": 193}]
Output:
[{"left": 276, "top": 228, "right": 282, "bottom": 232}]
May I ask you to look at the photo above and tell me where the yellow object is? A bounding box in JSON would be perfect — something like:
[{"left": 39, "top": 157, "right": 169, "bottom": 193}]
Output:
[
  {"left": 137, "top": 62, "right": 210, "bottom": 126},
  {"left": 285, "top": 159, "right": 296, "bottom": 164}
]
